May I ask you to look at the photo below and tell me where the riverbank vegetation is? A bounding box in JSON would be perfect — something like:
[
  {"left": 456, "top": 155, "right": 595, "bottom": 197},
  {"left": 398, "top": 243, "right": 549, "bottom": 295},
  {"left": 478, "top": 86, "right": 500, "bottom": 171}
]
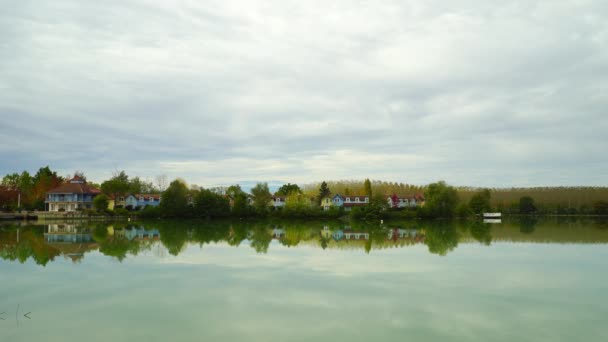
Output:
[{"left": 2, "top": 166, "right": 608, "bottom": 219}]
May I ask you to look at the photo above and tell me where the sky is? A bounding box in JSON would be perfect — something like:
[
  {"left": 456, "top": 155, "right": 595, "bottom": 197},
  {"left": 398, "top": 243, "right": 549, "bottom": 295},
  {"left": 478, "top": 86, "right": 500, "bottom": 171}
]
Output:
[{"left": 1, "top": 0, "right": 607, "bottom": 188}]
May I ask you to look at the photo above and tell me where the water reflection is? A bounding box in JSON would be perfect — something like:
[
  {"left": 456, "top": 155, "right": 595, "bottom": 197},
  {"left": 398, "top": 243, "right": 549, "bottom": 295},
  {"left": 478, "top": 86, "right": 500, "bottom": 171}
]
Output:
[{"left": 1, "top": 218, "right": 608, "bottom": 265}]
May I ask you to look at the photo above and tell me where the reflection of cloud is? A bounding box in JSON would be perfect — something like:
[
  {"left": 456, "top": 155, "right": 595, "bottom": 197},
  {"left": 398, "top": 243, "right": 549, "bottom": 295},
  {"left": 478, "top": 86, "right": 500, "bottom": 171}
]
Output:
[{"left": 160, "top": 242, "right": 438, "bottom": 277}]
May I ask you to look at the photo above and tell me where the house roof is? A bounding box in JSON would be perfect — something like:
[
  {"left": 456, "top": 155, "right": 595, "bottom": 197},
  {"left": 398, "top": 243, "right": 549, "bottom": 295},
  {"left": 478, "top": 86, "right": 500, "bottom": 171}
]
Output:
[{"left": 46, "top": 180, "right": 101, "bottom": 195}]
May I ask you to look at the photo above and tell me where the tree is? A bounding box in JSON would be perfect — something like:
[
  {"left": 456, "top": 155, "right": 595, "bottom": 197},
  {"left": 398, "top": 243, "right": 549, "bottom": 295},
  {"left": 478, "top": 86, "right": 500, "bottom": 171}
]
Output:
[
  {"left": 519, "top": 196, "right": 537, "bottom": 215},
  {"left": 318, "top": 181, "right": 331, "bottom": 204},
  {"left": 423, "top": 181, "right": 459, "bottom": 218},
  {"left": 160, "top": 179, "right": 190, "bottom": 217},
  {"left": 251, "top": 182, "right": 272, "bottom": 214},
  {"left": 155, "top": 174, "right": 168, "bottom": 193},
  {"left": 364, "top": 178, "right": 372, "bottom": 198},
  {"left": 73, "top": 170, "right": 87, "bottom": 181},
  {"left": 101, "top": 171, "right": 130, "bottom": 204},
  {"left": 194, "top": 189, "right": 230, "bottom": 218},
  {"left": 276, "top": 183, "right": 302, "bottom": 196},
  {"left": 594, "top": 201, "right": 608, "bottom": 215},
  {"left": 469, "top": 189, "right": 491, "bottom": 215},
  {"left": 93, "top": 194, "right": 109, "bottom": 212}
]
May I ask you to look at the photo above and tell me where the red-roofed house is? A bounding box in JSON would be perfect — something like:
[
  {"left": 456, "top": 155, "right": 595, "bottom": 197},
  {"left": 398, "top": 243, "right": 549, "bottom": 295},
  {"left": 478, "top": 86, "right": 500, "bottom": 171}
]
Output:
[{"left": 45, "top": 176, "right": 101, "bottom": 211}]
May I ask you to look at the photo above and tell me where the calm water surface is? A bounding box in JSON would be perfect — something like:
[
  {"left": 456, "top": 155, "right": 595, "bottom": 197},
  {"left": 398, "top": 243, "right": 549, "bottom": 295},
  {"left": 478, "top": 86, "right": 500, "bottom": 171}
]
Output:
[{"left": 1, "top": 219, "right": 607, "bottom": 341}]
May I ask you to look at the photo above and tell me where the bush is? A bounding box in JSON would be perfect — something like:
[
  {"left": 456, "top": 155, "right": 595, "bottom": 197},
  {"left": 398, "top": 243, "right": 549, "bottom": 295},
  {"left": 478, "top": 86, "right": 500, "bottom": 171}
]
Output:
[{"left": 114, "top": 208, "right": 130, "bottom": 217}]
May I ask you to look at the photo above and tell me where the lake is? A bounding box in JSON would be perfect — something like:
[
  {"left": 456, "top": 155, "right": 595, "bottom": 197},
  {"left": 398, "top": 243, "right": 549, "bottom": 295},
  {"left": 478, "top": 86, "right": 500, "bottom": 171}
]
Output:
[{"left": 1, "top": 218, "right": 607, "bottom": 341}]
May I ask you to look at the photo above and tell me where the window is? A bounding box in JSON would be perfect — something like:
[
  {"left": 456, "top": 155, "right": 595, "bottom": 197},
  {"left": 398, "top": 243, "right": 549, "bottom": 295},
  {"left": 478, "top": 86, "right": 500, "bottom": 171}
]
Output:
[
  {"left": 346, "top": 198, "right": 350, "bottom": 203},
  {"left": 355, "top": 197, "right": 359, "bottom": 202}
]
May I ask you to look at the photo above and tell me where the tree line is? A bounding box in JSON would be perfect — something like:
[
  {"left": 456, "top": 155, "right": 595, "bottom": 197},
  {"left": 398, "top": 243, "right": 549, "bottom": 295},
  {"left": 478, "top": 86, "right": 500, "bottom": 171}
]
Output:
[{"left": 2, "top": 166, "right": 607, "bottom": 218}]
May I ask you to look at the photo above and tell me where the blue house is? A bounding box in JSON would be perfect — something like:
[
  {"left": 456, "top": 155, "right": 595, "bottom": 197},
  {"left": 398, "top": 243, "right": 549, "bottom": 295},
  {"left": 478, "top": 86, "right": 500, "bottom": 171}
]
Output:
[
  {"left": 332, "top": 230, "right": 344, "bottom": 241},
  {"left": 331, "top": 194, "right": 344, "bottom": 207},
  {"left": 125, "top": 194, "right": 161, "bottom": 210}
]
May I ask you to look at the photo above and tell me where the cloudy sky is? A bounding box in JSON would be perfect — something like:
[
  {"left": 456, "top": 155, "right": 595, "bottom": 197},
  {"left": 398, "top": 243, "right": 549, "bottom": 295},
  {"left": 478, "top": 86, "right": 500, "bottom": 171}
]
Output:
[{"left": 1, "top": 0, "right": 606, "bottom": 187}]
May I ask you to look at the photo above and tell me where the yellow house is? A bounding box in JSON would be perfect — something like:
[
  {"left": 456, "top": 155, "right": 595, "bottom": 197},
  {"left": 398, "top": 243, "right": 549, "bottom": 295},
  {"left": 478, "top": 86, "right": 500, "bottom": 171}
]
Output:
[{"left": 320, "top": 196, "right": 333, "bottom": 211}]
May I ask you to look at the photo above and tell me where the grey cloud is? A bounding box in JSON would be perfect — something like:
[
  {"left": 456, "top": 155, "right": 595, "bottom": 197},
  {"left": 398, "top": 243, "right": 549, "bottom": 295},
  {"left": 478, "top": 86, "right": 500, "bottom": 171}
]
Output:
[{"left": 0, "top": 0, "right": 607, "bottom": 187}]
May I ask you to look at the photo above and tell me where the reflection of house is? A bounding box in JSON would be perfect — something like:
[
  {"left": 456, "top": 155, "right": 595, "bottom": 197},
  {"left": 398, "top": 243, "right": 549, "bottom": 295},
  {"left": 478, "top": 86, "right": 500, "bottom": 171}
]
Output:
[
  {"left": 43, "top": 224, "right": 97, "bottom": 262},
  {"left": 387, "top": 228, "right": 418, "bottom": 240},
  {"left": 44, "top": 224, "right": 93, "bottom": 243},
  {"left": 125, "top": 194, "right": 161, "bottom": 210},
  {"left": 343, "top": 229, "right": 369, "bottom": 240},
  {"left": 114, "top": 227, "right": 160, "bottom": 241},
  {"left": 332, "top": 230, "right": 344, "bottom": 241},
  {"left": 45, "top": 176, "right": 101, "bottom": 211},
  {"left": 272, "top": 228, "right": 285, "bottom": 239},
  {"left": 320, "top": 226, "right": 332, "bottom": 239}
]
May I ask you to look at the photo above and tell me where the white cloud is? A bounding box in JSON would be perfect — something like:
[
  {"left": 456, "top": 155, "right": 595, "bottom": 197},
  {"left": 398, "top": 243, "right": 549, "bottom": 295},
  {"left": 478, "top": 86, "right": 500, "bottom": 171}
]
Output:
[{"left": 1, "top": 0, "right": 606, "bottom": 186}]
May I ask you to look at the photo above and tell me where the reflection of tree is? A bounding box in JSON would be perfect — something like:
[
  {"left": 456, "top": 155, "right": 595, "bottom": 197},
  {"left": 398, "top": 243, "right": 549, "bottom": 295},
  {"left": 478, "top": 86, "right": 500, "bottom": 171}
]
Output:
[
  {"left": 228, "top": 223, "right": 249, "bottom": 247},
  {"left": 99, "top": 237, "right": 139, "bottom": 261},
  {"left": 519, "top": 216, "right": 538, "bottom": 234},
  {"left": 250, "top": 227, "right": 272, "bottom": 253},
  {"left": 158, "top": 224, "right": 189, "bottom": 256},
  {"left": 469, "top": 221, "right": 492, "bottom": 245},
  {"left": 425, "top": 223, "right": 459, "bottom": 256},
  {"left": 0, "top": 226, "right": 58, "bottom": 266},
  {"left": 319, "top": 236, "right": 329, "bottom": 250}
]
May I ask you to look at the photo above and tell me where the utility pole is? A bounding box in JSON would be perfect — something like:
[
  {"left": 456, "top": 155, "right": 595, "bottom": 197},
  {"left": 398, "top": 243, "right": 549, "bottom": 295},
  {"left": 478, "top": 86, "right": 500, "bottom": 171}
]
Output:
[{"left": 17, "top": 192, "right": 21, "bottom": 210}]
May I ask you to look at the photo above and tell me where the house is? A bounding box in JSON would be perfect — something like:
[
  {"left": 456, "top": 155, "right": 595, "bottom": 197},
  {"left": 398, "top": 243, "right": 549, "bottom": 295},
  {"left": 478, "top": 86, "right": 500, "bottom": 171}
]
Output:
[
  {"left": 320, "top": 196, "right": 333, "bottom": 210},
  {"left": 321, "top": 194, "right": 369, "bottom": 211},
  {"left": 342, "top": 195, "right": 369, "bottom": 211},
  {"left": 45, "top": 176, "right": 101, "bottom": 211},
  {"left": 271, "top": 196, "right": 286, "bottom": 208},
  {"left": 107, "top": 195, "right": 126, "bottom": 210},
  {"left": 387, "top": 194, "right": 425, "bottom": 208},
  {"left": 125, "top": 194, "right": 161, "bottom": 210}
]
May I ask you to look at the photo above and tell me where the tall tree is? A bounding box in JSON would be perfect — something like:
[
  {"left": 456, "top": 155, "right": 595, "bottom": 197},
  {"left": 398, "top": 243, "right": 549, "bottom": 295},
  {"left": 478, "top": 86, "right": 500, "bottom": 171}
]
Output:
[
  {"left": 251, "top": 182, "right": 272, "bottom": 214},
  {"left": 364, "top": 178, "right": 372, "bottom": 198},
  {"left": 423, "top": 181, "right": 459, "bottom": 218},
  {"left": 160, "top": 179, "right": 191, "bottom": 217},
  {"left": 519, "top": 196, "right": 537, "bottom": 215},
  {"left": 318, "top": 181, "right": 331, "bottom": 203},
  {"left": 469, "top": 189, "right": 492, "bottom": 214}
]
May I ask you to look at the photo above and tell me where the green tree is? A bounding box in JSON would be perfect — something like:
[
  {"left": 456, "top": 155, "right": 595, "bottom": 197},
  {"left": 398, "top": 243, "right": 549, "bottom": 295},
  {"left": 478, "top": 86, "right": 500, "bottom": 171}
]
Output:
[
  {"left": 160, "top": 179, "right": 191, "bottom": 217},
  {"left": 194, "top": 189, "right": 230, "bottom": 218},
  {"left": 594, "top": 201, "right": 608, "bottom": 215},
  {"left": 364, "top": 178, "right": 372, "bottom": 198},
  {"left": 251, "top": 182, "right": 272, "bottom": 214},
  {"left": 101, "top": 171, "right": 130, "bottom": 203},
  {"left": 423, "top": 181, "right": 459, "bottom": 218},
  {"left": 519, "top": 196, "right": 537, "bottom": 215},
  {"left": 469, "top": 189, "right": 491, "bottom": 215},
  {"left": 93, "top": 194, "right": 109, "bottom": 212},
  {"left": 276, "top": 183, "right": 302, "bottom": 196},
  {"left": 318, "top": 181, "right": 331, "bottom": 203}
]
